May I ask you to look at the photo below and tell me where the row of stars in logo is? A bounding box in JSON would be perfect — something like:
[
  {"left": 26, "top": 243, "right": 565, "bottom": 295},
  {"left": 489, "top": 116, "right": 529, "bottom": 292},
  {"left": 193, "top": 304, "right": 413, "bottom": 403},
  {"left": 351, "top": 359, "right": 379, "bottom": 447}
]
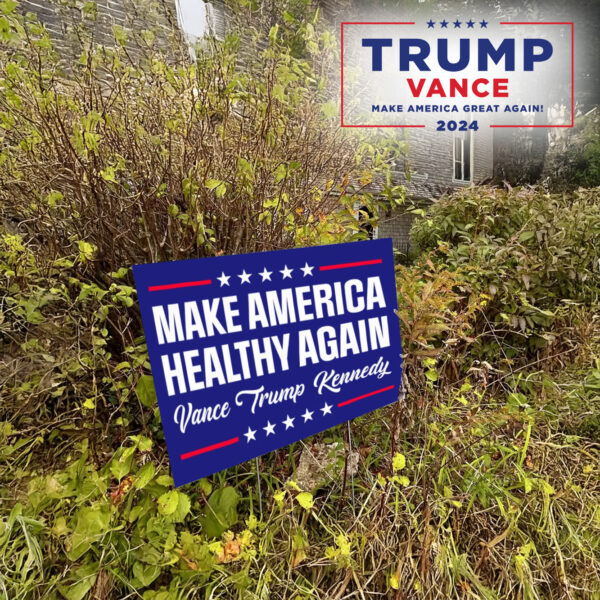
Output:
[
  {"left": 216, "top": 263, "right": 315, "bottom": 287},
  {"left": 243, "top": 402, "right": 333, "bottom": 442},
  {"left": 427, "top": 19, "right": 488, "bottom": 29}
]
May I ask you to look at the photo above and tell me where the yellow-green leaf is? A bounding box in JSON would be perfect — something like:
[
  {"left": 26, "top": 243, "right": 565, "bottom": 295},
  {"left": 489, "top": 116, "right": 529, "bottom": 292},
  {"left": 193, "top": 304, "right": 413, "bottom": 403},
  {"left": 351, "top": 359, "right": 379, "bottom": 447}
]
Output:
[
  {"left": 392, "top": 452, "right": 406, "bottom": 471},
  {"left": 296, "top": 492, "right": 314, "bottom": 510}
]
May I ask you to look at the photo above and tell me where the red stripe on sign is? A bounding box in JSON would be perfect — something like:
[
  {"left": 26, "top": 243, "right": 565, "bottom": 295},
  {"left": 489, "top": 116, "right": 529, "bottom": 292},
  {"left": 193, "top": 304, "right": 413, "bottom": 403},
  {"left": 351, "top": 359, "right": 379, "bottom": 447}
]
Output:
[
  {"left": 319, "top": 259, "right": 382, "bottom": 271},
  {"left": 180, "top": 437, "right": 239, "bottom": 460},
  {"left": 338, "top": 385, "right": 395, "bottom": 408},
  {"left": 148, "top": 279, "right": 212, "bottom": 292}
]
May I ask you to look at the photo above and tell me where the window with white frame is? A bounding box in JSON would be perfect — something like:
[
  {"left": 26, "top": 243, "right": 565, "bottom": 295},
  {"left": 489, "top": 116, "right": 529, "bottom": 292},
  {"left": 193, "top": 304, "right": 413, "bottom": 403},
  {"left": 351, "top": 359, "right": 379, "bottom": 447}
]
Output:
[
  {"left": 175, "top": 0, "right": 226, "bottom": 45},
  {"left": 453, "top": 130, "right": 473, "bottom": 182}
]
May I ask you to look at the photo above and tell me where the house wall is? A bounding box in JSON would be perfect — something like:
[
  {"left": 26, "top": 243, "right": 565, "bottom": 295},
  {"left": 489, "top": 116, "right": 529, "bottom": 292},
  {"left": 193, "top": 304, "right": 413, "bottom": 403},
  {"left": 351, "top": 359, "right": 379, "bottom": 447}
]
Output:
[
  {"left": 19, "top": 0, "right": 179, "bottom": 61},
  {"left": 493, "top": 127, "right": 547, "bottom": 184},
  {"left": 378, "top": 124, "right": 494, "bottom": 253},
  {"left": 403, "top": 125, "right": 493, "bottom": 199},
  {"left": 328, "top": 3, "right": 496, "bottom": 253},
  {"left": 377, "top": 211, "right": 415, "bottom": 256}
]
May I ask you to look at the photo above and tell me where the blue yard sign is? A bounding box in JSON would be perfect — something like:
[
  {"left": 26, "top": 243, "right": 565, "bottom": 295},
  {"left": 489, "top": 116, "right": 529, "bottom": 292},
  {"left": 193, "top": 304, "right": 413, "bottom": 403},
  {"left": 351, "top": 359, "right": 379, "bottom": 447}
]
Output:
[{"left": 133, "top": 239, "right": 403, "bottom": 487}]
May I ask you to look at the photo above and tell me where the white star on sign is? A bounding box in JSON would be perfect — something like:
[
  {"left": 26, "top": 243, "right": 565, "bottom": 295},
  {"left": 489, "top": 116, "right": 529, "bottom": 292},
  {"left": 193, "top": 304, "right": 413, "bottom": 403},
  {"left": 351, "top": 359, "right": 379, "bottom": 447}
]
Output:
[
  {"left": 320, "top": 402, "right": 333, "bottom": 416},
  {"left": 280, "top": 265, "right": 293, "bottom": 279},
  {"left": 217, "top": 272, "right": 230, "bottom": 287},
  {"left": 244, "top": 426, "right": 256, "bottom": 442},
  {"left": 300, "top": 262, "right": 314, "bottom": 277},
  {"left": 282, "top": 415, "right": 295, "bottom": 430},
  {"left": 259, "top": 267, "right": 272, "bottom": 282},
  {"left": 263, "top": 421, "right": 276, "bottom": 436},
  {"left": 238, "top": 270, "right": 252, "bottom": 284},
  {"left": 301, "top": 409, "right": 313, "bottom": 422}
]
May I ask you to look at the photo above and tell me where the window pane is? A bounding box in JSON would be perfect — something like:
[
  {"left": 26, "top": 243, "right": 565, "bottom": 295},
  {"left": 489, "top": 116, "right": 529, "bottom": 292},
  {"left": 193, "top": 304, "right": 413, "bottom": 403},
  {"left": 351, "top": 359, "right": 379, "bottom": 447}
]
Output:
[
  {"left": 464, "top": 136, "right": 471, "bottom": 181},
  {"left": 177, "top": 0, "right": 207, "bottom": 39},
  {"left": 454, "top": 161, "right": 462, "bottom": 180},
  {"left": 454, "top": 136, "right": 462, "bottom": 161},
  {"left": 454, "top": 136, "right": 462, "bottom": 180},
  {"left": 358, "top": 205, "right": 375, "bottom": 239}
]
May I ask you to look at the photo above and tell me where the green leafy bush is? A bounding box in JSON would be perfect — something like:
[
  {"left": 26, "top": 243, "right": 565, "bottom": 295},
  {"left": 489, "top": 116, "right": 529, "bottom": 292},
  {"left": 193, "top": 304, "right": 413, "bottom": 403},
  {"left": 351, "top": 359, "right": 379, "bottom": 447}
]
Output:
[
  {"left": 411, "top": 186, "right": 600, "bottom": 357},
  {"left": 0, "top": 0, "right": 400, "bottom": 275},
  {"left": 544, "top": 109, "right": 600, "bottom": 189},
  {"left": 0, "top": 2, "right": 407, "bottom": 597}
]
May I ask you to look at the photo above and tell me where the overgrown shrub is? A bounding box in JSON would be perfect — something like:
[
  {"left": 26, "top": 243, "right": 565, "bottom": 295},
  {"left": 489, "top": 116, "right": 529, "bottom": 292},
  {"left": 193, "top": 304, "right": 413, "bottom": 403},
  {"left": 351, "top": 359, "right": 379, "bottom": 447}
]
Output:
[
  {"left": 0, "top": 1, "right": 402, "bottom": 277},
  {"left": 0, "top": 3, "right": 412, "bottom": 597},
  {"left": 411, "top": 186, "right": 600, "bottom": 359},
  {"left": 544, "top": 109, "right": 600, "bottom": 189},
  {"left": 0, "top": 0, "right": 404, "bottom": 421}
]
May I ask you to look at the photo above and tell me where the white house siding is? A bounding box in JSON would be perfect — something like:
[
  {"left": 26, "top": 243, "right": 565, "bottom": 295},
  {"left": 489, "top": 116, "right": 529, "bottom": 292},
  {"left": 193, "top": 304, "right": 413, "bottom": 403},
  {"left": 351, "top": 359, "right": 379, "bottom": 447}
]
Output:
[{"left": 377, "top": 124, "right": 494, "bottom": 253}]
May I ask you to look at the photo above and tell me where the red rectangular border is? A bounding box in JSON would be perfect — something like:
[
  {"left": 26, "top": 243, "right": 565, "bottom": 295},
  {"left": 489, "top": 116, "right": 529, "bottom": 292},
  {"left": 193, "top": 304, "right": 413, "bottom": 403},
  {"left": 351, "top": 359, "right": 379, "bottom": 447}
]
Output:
[{"left": 341, "top": 21, "right": 574, "bottom": 129}]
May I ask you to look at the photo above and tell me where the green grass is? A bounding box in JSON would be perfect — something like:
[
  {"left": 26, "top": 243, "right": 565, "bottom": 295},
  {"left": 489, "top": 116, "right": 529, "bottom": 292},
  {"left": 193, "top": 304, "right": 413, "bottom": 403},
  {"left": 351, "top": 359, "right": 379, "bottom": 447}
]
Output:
[
  {"left": 1, "top": 296, "right": 598, "bottom": 598},
  {"left": 1, "top": 184, "right": 600, "bottom": 597}
]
